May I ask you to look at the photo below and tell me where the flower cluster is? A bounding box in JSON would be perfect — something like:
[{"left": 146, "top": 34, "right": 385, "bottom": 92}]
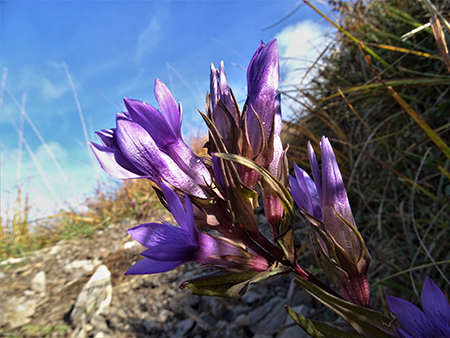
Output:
[
  {"left": 91, "top": 40, "right": 292, "bottom": 281},
  {"left": 89, "top": 38, "right": 419, "bottom": 337}
]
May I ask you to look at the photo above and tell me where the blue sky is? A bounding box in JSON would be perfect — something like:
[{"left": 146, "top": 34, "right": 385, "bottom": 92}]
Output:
[{"left": 1, "top": 0, "right": 333, "bottom": 218}]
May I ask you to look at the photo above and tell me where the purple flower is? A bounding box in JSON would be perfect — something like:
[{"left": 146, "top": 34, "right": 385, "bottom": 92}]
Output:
[
  {"left": 209, "top": 40, "right": 281, "bottom": 165},
  {"left": 292, "top": 137, "right": 359, "bottom": 256},
  {"left": 90, "top": 79, "right": 211, "bottom": 198},
  {"left": 246, "top": 39, "right": 280, "bottom": 158},
  {"left": 387, "top": 277, "right": 450, "bottom": 338},
  {"left": 125, "top": 183, "right": 268, "bottom": 275},
  {"left": 289, "top": 136, "right": 370, "bottom": 306},
  {"left": 210, "top": 61, "right": 239, "bottom": 147}
]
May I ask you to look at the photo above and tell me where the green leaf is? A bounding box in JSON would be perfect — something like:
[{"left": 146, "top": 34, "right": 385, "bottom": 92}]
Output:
[
  {"left": 179, "top": 263, "right": 291, "bottom": 298},
  {"left": 180, "top": 270, "right": 260, "bottom": 298},
  {"left": 294, "top": 277, "right": 399, "bottom": 338},
  {"left": 286, "top": 306, "right": 364, "bottom": 338}
]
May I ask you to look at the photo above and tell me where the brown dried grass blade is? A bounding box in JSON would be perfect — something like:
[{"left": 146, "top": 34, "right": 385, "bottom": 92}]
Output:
[{"left": 430, "top": 15, "right": 450, "bottom": 72}]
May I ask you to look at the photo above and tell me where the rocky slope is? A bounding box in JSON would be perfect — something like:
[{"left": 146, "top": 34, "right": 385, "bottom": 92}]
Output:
[{"left": 0, "top": 218, "right": 319, "bottom": 338}]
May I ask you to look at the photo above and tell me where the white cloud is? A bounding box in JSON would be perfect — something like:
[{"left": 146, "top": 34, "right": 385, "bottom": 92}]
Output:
[
  {"left": 34, "top": 141, "right": 68, "bottom": 165},
  {"left": 135, "top": 18, "right": 161, "bottom": 62},
  {"left": 277, "top": 20, "right": 331, "bottom": 87},
  {"left": 17, "top": 63, "right": 71, "bottom": 102},
  {"left": 275, "top": 20, "right": 333, "bottom": 120},
  {"left": 40, "top": 77, "right": 70, "bottom": 101}
]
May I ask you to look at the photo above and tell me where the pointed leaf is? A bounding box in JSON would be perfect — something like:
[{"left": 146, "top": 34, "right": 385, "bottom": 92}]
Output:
[
  {"left": 294, "top": 277, "right": 399, "bottom": 338},
  {"left": 179, "top": 262, "right": 290, "bottom": 298},
  {"left": 180, "top": 270, "right": 260, "bottom": 298},
  {"left": 286, "top": 306, "right": 363, "bottom": 338}
]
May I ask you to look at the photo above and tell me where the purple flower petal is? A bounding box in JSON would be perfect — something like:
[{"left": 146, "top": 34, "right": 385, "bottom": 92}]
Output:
[
  {"left": 421, "top": 277, "right": 450, "bottom": 335},
  {"left": 89, "top": 142, "right": 146, "bottom": 179},
  {"left": 210, "top": 61, "right": 238, "bottom": 141},
  {"left": 95, "top": 129, "right": 118, "bottom": 149},
  {"left": 308, "top": 142, "right": 322, "bottom": 202},
  {"left": 291, "top": 162, "right": 322, "bottom": 220},
  {"left": 125, "top": 257, "right": 188, "bottom": 275},
  {"left": 386, "top": 295, "right": 432, "bottom": 337},
  {"left": 212, "top": 154, "right": 226, "bottom": 192},
  {"left": 160, "top": 182, "right": 189, "bottom": 233},
  {"left": 153, "top": 78, "right": 182, "bottom": 139},
  {"left": 123, "top": 97, "right": 178, "bottom": 148},
  {"left": 396, "top": 328, "right": 416, "bottom": 338},
  {"left": 115, "top": 117, "right": 207, "bottom": 196},
  {"left": 247, "top": 39, "right": 279, "bottom": 151},
  {"left": 422, "top": 276, "right": 450, "bottom": 319},
  {"left": 183, "top": 193, "right": 197, "bottom": 243},
  {"left": 116, "top": 116, "right": 167, "bottom": 176},
  {"left": 194, "top": 233, "right": 243, "bottom": 264},
  {"left": 127, "top": 222, "right": 192, "bottom": 248},
  {"left": 141, "top": 246, "right": 198, "bottom": 261},
  {"left": 289, "top": 175, "right": 306, "bottom": 210},
  {"left": 320, "top": 136, "right": 359, "bottom": 259}
]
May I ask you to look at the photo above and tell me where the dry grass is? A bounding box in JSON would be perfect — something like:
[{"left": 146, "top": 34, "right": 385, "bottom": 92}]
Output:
[{"left": 0, "top": 179, "right": 168, "bottom": 261}]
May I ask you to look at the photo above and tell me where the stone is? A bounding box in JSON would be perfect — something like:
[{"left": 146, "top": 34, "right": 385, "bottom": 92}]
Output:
[
  {"left": 64, "top": 259, "right": 94, "bottom": 278},
  {"left": 30, "top": 271, "right": 46, "bottom": 293},
  {"left": 174, "top": 318, "right": 194, "bottom": 336},
  {"left": 0, "top": 296, "right": 38, "bottom": 328},
  {"left": 70, "top": 265, "right": 112, "bottom": 326},
  {"left": 0, "top": 256, "right": 25, "bottom": 266},
  {"left": 143, "top": 320, "right": 156, "bottom": 333},
  {"left": 223, "top": 323, "right": 246, "bottom": 338},
  {"left": 156, "top": 309, "right": 172, "bottom": 323},
  {"left": 234, "top": 314, "right": 250, "bottom": 327},
  {"left": 248, "top": 296, "right": 283, "bottom": 324},
  {"left": 243, "top": 291, "right": 260, "bottom": 305},
  {"left": 91, "top": 314, "right": 109, "bottom": 332},
  {"left": 257, "top": 301, "right": 287, "bottom": 335},
  {"left": 123, "top": 241, "right": 138, "bottom": 250},
  {"left": 94, "top": 331, "right": 115, "bottom": 338}
]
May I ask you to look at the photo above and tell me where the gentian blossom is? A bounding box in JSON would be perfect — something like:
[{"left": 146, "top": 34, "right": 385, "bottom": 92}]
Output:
[
  {"left": 210, "top": 61, "right": 239, "bottom": 152},
  {"left": 387, "top": 276, "right": 450, "bottom": 338},
  {"left": 246, "top": 39, "right": 280, "bottom": 160},
  {"left": 209, "top": 39, "right": 281, "bottom": 168},
  {"left": 125, "top": 183, "right": 268, "bottom": 275},
  {"left": 289, "top": 136, "right": 370, "bottom": 306},
  {"left": 90, "top": 79, "right": 211, "bottom": 198},
  {"left": 209, "top": 40, "right": 285, "bottom": 233}
]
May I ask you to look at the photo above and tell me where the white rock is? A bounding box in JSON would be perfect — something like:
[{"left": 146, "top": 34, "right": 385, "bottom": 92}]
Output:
[
  {"left": 156, "top": 309, "right": 172, "bottom": 323},
  {"left": 0, "top": 257, "right": 25, "bottom": 266},
  {"left": 65, "top": 260, "right": 94, "bottom": 272},
  {"left": 0, "top": 296, "right": 38, "bottom": 328},
  {"left": 123, "top": 241, "right": 138, "bottom": 250},
  {"left": 64, "top": 259, "right": 94, "bottom": 278},
  {"left": 31, "top": 271, "right": 46, "bottom": 293},
  {"left": 70, "top": 265, "right": 112, "bottom": 326}
]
